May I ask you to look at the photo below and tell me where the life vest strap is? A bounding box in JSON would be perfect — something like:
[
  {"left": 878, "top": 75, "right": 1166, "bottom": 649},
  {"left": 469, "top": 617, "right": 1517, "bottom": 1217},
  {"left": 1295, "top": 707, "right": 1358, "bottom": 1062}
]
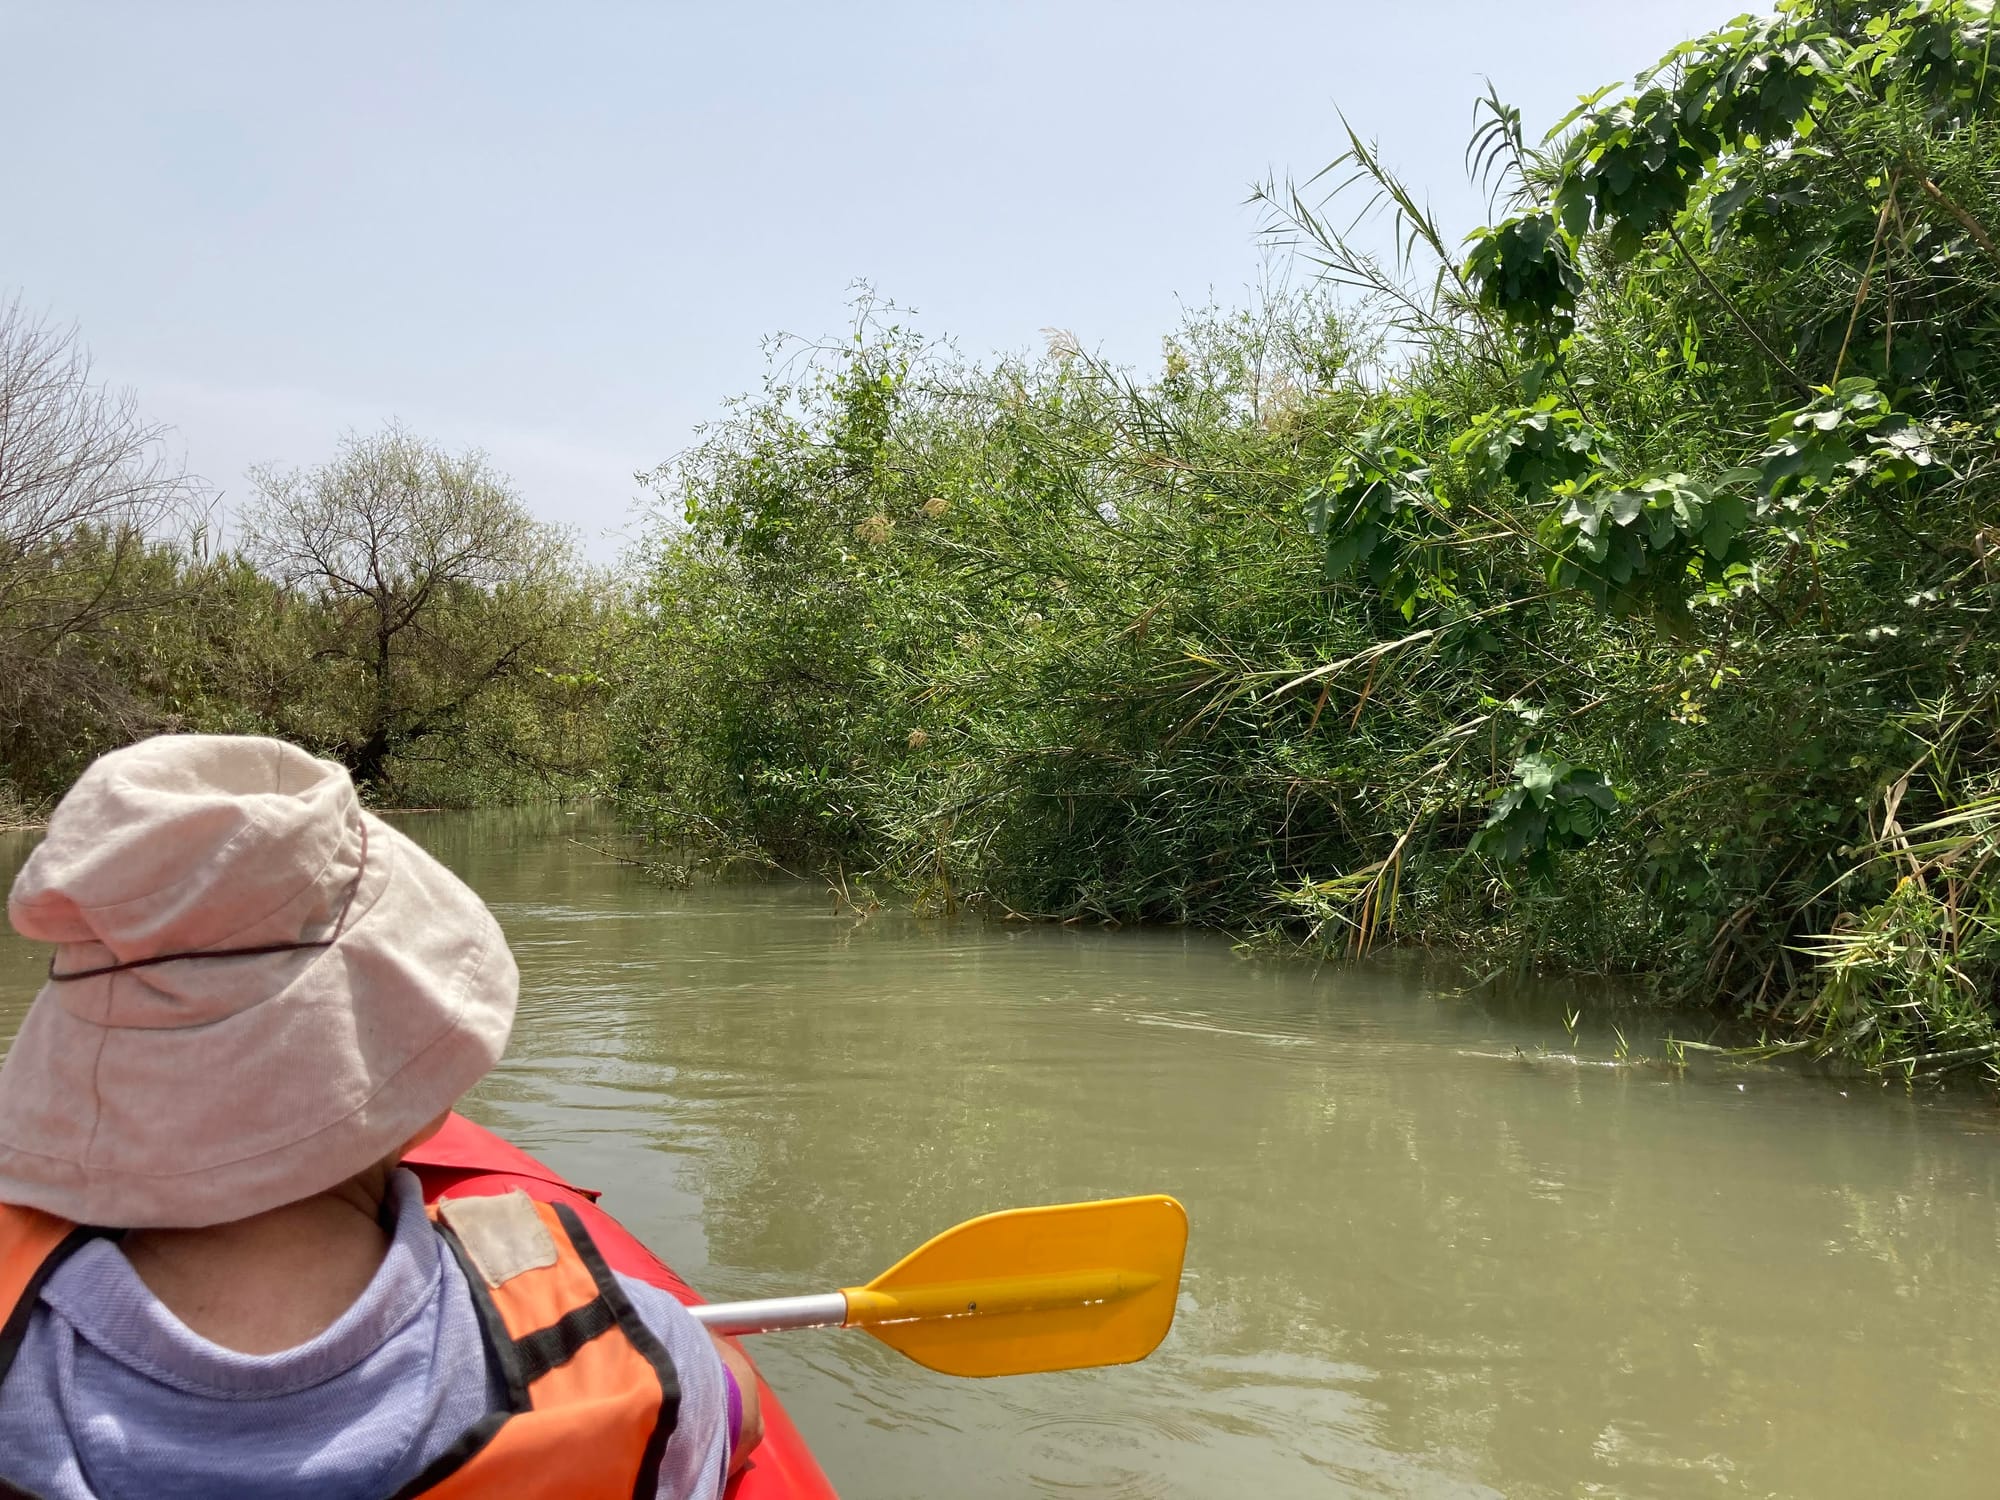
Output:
[
  {"left": 420, "top": 1197, "right": 681, "bottom": 1495},
  {"left": 511, "top": 1293, "right": 618, "bottom": 1386},
  {"left": 545, "top": 1201, "right": 682, "bottom": 1487}
]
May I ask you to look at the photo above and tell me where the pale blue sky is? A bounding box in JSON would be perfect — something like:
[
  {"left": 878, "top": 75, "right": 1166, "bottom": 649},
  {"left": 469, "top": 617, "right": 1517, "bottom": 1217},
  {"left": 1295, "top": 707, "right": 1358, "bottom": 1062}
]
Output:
[{"left": 2, "top": 3, "right": 1743, "bottom": 559}]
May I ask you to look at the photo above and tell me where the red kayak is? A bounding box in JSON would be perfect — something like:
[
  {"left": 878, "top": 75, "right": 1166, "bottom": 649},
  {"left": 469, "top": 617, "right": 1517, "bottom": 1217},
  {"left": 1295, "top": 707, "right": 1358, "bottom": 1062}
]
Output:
[{"left": 405, "top": 1112, "right": 840, "bottom": 1500}]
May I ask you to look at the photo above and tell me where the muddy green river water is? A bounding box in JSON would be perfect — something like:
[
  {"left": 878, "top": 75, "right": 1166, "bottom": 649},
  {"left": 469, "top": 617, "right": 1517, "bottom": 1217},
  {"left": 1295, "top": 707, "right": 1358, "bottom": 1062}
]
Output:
[{"left": 6, "top": 810, "right": 2000, "bottom": 1496}]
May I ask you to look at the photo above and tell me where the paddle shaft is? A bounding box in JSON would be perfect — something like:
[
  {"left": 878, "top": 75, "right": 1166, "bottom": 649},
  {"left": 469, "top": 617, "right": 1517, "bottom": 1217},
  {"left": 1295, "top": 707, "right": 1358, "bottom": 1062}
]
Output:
[
  {"left": 693, "top": 1294, "right": 848, "bottom": 1337},
  {"left": 691, "top": 1267, "right": 1159, "bottom": 1338}
]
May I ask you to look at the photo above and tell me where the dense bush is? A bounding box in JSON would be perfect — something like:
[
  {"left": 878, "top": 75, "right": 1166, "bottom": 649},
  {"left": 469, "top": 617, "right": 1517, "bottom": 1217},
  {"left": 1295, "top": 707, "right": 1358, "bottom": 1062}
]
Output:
[{"left": 611, "top": 1, "right": 2000, "bottom": 1077}]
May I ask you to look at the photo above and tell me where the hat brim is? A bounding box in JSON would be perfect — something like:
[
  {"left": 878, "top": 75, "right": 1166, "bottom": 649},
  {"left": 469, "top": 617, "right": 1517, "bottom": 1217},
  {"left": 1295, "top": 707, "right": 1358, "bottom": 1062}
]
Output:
[{"left": 0, "top": 814, "right": 517, "bottom": 1228}]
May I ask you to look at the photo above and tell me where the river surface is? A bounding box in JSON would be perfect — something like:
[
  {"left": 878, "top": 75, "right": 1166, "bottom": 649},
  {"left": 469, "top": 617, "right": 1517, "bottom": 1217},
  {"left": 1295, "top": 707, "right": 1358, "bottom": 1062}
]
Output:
[{"left": 6, "top": 810, "right": 2000, "bottom": 1496}]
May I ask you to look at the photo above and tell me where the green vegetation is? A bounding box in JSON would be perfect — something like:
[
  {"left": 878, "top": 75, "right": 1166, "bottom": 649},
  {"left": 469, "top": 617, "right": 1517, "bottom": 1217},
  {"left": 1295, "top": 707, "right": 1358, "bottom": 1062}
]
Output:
[
  {"left": 12, "top": 1, "right": 2000, "bottom": 1079},
  {"left": 610, "top": 1, "right": 2000, "bottom": 1078},
  {"left": 0, "top": 304, "right": 609, "bottom": 812},
  {"left": 238, "top": 428, "right": 612, "bottom": 801}
]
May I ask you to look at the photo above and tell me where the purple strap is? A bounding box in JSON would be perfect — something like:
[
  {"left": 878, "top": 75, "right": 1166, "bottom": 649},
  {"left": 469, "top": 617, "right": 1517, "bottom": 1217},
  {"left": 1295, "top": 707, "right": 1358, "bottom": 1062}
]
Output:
[{"left": 723, "top": 1364, "right": 743, "bottom": 1459}]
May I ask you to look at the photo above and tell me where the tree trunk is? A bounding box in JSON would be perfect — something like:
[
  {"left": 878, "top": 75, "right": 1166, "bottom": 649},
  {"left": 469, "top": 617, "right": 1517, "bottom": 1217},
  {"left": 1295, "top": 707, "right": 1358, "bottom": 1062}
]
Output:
[
  {"left": 357, "top": 589, "right": 395, "bottom": 789},
  {"left": 349, "top": 726, "right": 394, "bottom": 790}
]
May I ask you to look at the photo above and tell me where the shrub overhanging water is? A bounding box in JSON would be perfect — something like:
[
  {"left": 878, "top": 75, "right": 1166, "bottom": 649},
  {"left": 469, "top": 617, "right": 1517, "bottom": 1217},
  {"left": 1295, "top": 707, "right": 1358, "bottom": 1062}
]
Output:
[{"left": 607, "top": 1, "right": 2000, "bottom": 1078}]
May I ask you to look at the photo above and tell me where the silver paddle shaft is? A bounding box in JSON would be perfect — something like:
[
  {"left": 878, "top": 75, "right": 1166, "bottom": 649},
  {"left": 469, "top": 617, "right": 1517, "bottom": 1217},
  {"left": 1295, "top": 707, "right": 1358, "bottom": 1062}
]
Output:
[{"left": 690, "top": 1292, "right": 848, "bottom": 1337}]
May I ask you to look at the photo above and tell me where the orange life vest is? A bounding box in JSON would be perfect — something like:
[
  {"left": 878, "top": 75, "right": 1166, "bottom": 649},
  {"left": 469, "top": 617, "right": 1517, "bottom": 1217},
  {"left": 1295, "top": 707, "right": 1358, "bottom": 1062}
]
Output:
[{"left": 0, "top": 1190, "right": 681, "bottom": 1499}]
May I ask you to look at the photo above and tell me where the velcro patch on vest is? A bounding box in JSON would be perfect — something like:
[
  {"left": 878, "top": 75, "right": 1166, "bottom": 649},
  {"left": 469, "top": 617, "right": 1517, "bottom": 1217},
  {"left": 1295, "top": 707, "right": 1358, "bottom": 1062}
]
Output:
[{"left": 438, "top": 1189, "right": 559, "bottom": 1288}]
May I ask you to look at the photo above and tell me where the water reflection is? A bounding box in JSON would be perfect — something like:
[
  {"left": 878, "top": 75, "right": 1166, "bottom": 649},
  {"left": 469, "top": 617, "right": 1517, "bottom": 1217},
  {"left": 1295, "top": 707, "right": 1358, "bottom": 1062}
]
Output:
[{"left": 4, "top": 813, "right": 2000, "bottom": 1496}]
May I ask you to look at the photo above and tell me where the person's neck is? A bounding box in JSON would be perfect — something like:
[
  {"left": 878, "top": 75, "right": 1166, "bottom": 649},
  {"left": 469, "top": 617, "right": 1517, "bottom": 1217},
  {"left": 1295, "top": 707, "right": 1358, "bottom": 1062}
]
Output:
[{"left": 119, "top": 1165, "right": 398, "bottom": 1355}]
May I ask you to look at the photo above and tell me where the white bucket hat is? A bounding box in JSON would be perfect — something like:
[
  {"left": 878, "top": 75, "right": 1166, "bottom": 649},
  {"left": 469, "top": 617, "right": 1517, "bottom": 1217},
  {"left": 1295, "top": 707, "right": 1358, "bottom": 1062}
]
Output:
[{"left": 0, "top": 734, "right": 517, "bottom": 1228}]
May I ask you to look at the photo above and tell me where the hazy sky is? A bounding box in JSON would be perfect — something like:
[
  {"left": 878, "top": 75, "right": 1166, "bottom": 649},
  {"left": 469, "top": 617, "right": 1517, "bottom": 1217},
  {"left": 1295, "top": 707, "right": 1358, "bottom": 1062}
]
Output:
[{"left": 2, "top": 3, "right": 1744, "bottom": 559}]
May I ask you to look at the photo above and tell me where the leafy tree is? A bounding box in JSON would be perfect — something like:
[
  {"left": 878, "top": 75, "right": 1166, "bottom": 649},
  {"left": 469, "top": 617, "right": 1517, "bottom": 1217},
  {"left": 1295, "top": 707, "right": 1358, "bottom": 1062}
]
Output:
[
  {"left": 1266, "top": 0, "right": 2000, "bottom": 1065},
  {"left": 243, "top": 425, "right": 599, "bottom": 793}
]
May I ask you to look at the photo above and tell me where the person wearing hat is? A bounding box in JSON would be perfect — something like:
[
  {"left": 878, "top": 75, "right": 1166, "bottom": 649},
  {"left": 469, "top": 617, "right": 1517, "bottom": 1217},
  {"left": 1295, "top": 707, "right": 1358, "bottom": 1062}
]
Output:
[{"left": 0, "top": 734, "right": 761, "bottom": 1498}]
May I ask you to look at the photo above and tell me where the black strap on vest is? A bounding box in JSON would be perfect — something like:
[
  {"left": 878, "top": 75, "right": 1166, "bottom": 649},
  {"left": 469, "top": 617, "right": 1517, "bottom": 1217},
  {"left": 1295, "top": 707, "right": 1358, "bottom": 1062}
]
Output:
[
  {"left": 395, "top": 1202, "right": 681, "bottom": 1500},
  {"left": 553, "top": 1203, "right": 683, "bottom": 1499},
  {"left": 512, "top": 1295, "right": 619, "bottom": 1385}
]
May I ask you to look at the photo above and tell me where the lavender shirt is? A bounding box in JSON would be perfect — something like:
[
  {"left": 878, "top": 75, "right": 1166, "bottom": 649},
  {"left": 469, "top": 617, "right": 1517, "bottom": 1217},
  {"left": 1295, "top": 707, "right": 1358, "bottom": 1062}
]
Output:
[{"left": 0, "top": 1170, "right": 729, "bottom": 1499}]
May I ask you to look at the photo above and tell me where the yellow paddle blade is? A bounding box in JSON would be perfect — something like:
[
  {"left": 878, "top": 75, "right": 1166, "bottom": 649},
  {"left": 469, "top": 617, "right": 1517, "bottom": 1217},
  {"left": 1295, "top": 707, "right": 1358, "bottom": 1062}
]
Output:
[{"left": 838, "top": 1195, "right": 1188, "bottom": 1378}]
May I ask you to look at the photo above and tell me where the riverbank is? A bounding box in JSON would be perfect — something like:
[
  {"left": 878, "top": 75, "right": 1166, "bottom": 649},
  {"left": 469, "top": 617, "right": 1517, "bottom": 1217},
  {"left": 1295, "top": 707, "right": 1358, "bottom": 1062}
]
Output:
[
  {"left": 0, "top": 785, "right": 40, "bottom": 833},
  {"left": 606, "top": 6, "right": 2000, "bottom": 1081}
]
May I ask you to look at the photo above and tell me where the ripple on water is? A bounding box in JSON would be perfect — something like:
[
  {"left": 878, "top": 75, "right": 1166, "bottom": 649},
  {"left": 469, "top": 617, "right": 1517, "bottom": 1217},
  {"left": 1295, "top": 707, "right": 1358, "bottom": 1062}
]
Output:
[
  {"left": 1116, "top": 1010, "right": 1315, "bottom": 1046},
  {"left": 1013, "top": 1408, "right": 1205, "bottom": 1500}
]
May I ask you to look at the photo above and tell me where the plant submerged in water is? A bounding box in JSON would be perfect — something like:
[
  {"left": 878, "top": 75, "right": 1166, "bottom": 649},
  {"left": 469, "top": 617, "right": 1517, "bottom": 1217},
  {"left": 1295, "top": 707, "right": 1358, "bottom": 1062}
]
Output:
[{"left": 612, "top": 3, "right": 2000, "bottom": 1080}]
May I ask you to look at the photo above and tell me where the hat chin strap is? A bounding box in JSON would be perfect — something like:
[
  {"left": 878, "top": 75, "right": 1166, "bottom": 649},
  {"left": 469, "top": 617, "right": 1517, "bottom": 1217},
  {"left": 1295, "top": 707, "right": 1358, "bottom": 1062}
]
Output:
[{"left": 45, "top": 818, "right": 370, "bottom": 983}]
